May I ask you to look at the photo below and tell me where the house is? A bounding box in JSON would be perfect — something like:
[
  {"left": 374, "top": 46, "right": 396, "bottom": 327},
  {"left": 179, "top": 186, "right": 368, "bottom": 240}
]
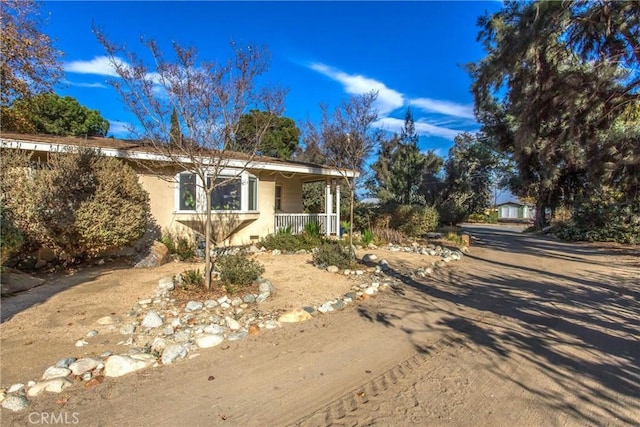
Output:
[
  {"left": 496, "top": 201, "right": 536, "bottom": 222},
  {"left": 1, "top": 133, "right": 356, "bottom": 246}
]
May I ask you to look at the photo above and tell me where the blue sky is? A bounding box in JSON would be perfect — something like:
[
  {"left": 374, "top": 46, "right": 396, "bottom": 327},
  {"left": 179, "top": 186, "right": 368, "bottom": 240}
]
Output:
[{"left": 43, "top": 1, "right": 501, "bottom": 157}]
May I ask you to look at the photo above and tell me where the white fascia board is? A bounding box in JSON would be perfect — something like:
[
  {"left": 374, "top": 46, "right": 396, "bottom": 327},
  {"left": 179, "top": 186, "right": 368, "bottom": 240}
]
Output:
[{"left": 0, "top": 138, "right": 359, "bottom": 178}]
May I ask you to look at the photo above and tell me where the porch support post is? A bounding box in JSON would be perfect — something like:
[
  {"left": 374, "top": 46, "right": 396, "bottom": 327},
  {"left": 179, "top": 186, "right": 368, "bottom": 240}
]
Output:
[
  {"left": 325, "top": 180, "right": 332, "bottom": 237},
  {"left": 335, "top": 182, "right": 341, "bottom": 238}
]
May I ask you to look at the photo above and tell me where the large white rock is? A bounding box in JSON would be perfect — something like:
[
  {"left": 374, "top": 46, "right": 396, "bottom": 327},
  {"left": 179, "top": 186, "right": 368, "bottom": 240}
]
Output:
[
  {"left": 69, "top": 358, "right": 101, "bottom": 376},
  {"left": 278, "top": 308, "right": 312, "bottom": 323},
  {"left": 97, "top": 315, "right": 119, "bottom": 325},
  {"left": 141, "top": 311, "right": 163, "bottom": 328},
  {"left": 225, "top": 316, "right": 241, "bottom": 331},
  {"left": 1, "top": 395, "right": 28, "bottom": 411},
  {"left": 42, "top": 366, "right": 71, "bottom": 380},
  {"left": 362, "top": 254, "right": 378, "bottom": 262},
  {"left": 157, "top": 277, "right": 174, "bottom": 292},
  {"left": 27, "top": 378, "right": 73, "bottom": 397},
  {"left": 195, "top": 334, "right": 225, "bottom": 349},
  {"left": 161, "top": 344, "right": 188, "bottom": 365},
  {"left": 104, "top": 354, "right": 155, "bottom": 377}
]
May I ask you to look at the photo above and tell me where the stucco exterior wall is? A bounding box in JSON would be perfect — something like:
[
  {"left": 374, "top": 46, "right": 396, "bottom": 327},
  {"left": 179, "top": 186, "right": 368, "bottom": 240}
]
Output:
[{"left": 135, "top": 168, "right": 306, "bottom": 246}]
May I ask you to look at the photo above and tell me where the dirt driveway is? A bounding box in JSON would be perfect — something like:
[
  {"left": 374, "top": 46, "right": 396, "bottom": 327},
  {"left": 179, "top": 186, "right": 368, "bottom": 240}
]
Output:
[{"left": 2, "top": 227, "right": 639, "bottom": 426}]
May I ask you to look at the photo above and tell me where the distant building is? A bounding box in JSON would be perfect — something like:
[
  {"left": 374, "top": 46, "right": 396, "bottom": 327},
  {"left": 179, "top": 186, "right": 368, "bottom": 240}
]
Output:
[{"left": 496, "top": 201, "right": 536, "bottom": 222}]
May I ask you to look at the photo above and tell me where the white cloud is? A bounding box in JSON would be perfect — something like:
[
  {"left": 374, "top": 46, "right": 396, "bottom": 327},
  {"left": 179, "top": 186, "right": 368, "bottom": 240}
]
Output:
[
  {"left": 61, "top": 79, "right": 107, "bottom": 89},
  {"left": 107, "top": 120, "right": 131, "bottom": 137},
  {"left": 373, "top": 117, "right": 463, "bottom": 140},
  {"left": 64, "top": 56, "right": 125, "bottom": 77},
  {"left": 411, "top": 97, "right": 475, "bottom": 120},
  {"left": 308, "top": 63, "right": 404, "bottom": 115}
]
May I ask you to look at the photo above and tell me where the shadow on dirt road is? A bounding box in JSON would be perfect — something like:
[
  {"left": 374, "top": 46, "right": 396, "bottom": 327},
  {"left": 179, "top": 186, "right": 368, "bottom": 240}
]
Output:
[{"left": 357, "top": 225, "right": 639, "bottom": 425}]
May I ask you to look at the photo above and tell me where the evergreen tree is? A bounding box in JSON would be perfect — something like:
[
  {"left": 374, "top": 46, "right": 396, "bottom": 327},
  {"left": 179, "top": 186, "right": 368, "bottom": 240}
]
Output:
[{"left": 169, "top": 107, "right": 182, "bottom": 147}]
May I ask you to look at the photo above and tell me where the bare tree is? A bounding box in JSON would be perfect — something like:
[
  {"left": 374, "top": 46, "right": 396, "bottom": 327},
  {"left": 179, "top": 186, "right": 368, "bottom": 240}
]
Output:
[
  {"left": 312, "top": 91, "right": 379, "bottom": 256},
  {"left": 96, "top": 32, "right": 285, "bottom": 289},
  {"left": 1, "top": 0, "right": 63, "bottom": 105}
]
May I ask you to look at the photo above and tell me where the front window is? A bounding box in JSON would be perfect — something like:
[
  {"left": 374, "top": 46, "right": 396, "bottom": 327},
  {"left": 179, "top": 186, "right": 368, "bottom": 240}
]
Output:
[
  {"left": 179, "top": 173, "right": 197, "bottom": 211},
  {"left": 275, "top": 185, "right": 282, "bottom": 211},
  {"left": 208, "top": 177, "right": 241, "bottom": 210},
  {"left": 176, "top": 171, "right": 258, "bottom": 212}
]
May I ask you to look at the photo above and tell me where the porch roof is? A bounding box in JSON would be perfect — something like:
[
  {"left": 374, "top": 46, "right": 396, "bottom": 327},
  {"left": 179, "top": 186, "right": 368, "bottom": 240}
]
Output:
[{"left": 0, "top": 133, "right": 358, "bottom": 180}]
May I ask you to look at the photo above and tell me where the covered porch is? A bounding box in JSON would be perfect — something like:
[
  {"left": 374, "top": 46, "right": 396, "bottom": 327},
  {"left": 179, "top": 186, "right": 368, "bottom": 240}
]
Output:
[{"left": 274, "top": 178, "right": 343, "bottom": 237}]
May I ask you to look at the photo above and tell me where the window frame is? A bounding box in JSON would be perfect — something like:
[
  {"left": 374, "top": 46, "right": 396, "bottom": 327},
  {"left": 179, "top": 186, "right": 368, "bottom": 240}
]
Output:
[{"left": 174, "top": 170, "right": 259, "bottom": 213}]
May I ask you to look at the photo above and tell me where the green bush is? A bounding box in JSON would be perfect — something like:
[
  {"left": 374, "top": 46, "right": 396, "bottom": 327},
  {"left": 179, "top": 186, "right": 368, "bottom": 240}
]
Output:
[
  {"left": 1, "top": 147, "right": 150, "bottom": 261},
  {"left": 555, "top": 199, "right": 639, "bottom": 244},
  {"left": 391, "top": 205, "right": 439, "bottom": 237},
  {"left": 161, "top": 232, "right": 195, "bottom": 260},
  {"left": 361, "top": 229, "right": 374, "bottom": 246},
  {"left": 303, "top": 221, "right": 321, "bottom": 237},
  {"left": 214, "top": 254, "right": 265, "bottom": 294},
  {"left": 312, "top": 241, "right": 352, "bottom": 269},
  {"left": 178, "top": 268, "right": 204, "bottom": 289},
  {"left": 467, "top": 211, "right": 498, "bottom": 224},
  {"left": 260, "top": 232, "right": 321, "bottom": 252},
  {"left": 0, "top": 205, "right": 24, "bottom": 265}
]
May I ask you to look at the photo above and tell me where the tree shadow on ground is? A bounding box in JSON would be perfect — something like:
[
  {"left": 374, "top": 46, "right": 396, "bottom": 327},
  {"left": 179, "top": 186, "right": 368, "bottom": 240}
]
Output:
[
  {"left": 0, "top": 261, "right": 131, "bottom": 323},
  {"left": 356, "top": 228, "right": 639, "bottom": 425}
]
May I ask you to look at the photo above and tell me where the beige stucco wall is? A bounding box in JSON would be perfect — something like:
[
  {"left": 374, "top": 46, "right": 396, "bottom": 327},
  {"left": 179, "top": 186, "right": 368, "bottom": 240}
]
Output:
[{"left": 134, "top": 167, "right": 307, "bottom": 247}]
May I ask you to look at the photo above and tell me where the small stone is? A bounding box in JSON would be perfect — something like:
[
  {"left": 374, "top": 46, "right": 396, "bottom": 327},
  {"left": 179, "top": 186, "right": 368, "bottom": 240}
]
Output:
[
  {"left": 326, "top": 265, "right": 339, "bottom": 273},
  {"left": 217, "top": 295, "right": 229, "bottom": 304},
  {"left": 220, "top": 302, "right": 231, "bottom": 309},
  {"left": 1, "top": 395, "right": 28, "bottom": 411},
  {"left": 204, "top": 300, "right": 218, "bottom": 309},
  {"left": 84, "top": 376, "right": 104, "bottom": 389},
  {"left": 97, "top": 259, "right": 106, "bottom": 265},
  {"left": 82, "top": 372, "right": 92, "bottom": 381},
  {"left": 86, "top": 330, "right": 99, "bottom": 338},
  {"left": 7, "top": 383, "right": 25, "bottom": 393},
  {"left": 362, "top": 254, "right": 378, "bottom": 262},
  {"left": 247, "top": 244, "right": 260, "bottom": 253},
  {"left": 163, "top": 326, "right": 175, "bottom": 336},
  {"left": 365, "top": 287, "right": 377, "bottom": 296},
  {"left": 151, "top": 337, "right": 167, "bottom": 353},
  {"left": 75, "top": 339, "right": 89, "bottom": 347},
  {"left": 120, "top": 323, "right": 136, "bottom": 335},
  {"left": 230, "top": 297, "right": 243, "bottom": 307},
  {"left": 204, "top": 324, "right": 225, "bottom": 335},
  {"left": 27, "top": 378, "right": 72, "bottom": 397},
  {"left": 256, "top": 293, "right": 269, "bottom": 304},
  {"left": 344, "top": 292, "right": 357, "bottom": 301},
  {"left": 271, "top": 249, "right": 281, "bottom": 255},
  {"left": 98, "top": 316, "right": 120, "bottom": 326},
  {"left": 69, "top": 358, "right": 101, "bottom": 376},
  {"left": 141, "top": 311, "right": 163, "bottom": 328},
  {"left": 302, "top": 306, "right": 315, "bottom": 314},
  {"left": 248, "top": 324, "right": 260, "bottom": 336},
  {"left": 258, "top": 279, "right": 274, "bottom": 295},
  {"left": 161, "top": 344, "right": 188, "bottom": 365},
  {"left": 278, "top": 308, "right": 313, "bottom": 323},
  {"left": 343, "top": 269, "right": 352, "bottom": 275},
  {"left": 225, "top": 317, "right": 241, "bottom": 330},
  {"left": 264, "top": 320, "right": 279, "bottom": 329},
  {"left": 242, "top": 294, "right": 256, "bottom": 304},
  {"left": 185, "top": 301, "right": 204, "bottom": 312},
  {"left": 99, "top": 351, "right": 112, "bottom": 358},
  {"left": 355, "top": 270, "right": 364, "bottom": 276},
  {"left": 138, "top": 298, "right": 152, "bottom": 305},
  {"left": 173, "top": 330, "right": 191, "bottom": 343},
  {"left": 332, "top": 300, "right": 346, "bottom": 310},
  {"left": 195, "top": 334, "right": 225, "bottom": 349},
  {"left": 42, "top": 366, "right": 71, "bottom": 380},
  {"left": 378, "top": 260, "right": 390, "bottom": 270},
  {"left": 158, "top": 277, "right": 174, "bottom": 291},
  {"left": 227, "top": 331, "right": 248, "bottom": 341},
  {"left": 54, "top": 357, "right": 76, "bottom": 369},
  {"left": 318, "top": 302, "right": 335, "bottom": 313},
  {"left": 104, "top": 354, "right": 155, "bottom": 377}
]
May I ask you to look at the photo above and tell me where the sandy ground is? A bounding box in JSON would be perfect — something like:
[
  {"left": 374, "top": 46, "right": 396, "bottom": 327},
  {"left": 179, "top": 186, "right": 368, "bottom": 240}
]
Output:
[{"left": 1, "top": 228, "right": 638, "bottom": 426}]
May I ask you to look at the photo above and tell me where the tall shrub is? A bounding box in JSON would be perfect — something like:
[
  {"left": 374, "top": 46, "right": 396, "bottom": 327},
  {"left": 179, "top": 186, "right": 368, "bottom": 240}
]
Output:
[{"left": 1, "top": 147, "right": 149, "bottom": 261}]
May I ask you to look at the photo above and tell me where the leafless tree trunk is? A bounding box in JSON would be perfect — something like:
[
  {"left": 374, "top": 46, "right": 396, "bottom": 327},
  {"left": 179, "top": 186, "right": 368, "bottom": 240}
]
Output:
[{"left": 95, "top": 31, "right": 285, "bottom": 289}]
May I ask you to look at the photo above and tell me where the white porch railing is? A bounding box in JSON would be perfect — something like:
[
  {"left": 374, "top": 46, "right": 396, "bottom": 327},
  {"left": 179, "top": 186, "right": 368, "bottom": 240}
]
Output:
[{"left": 274, "top": 213, "right": 338, "bottom": 235}]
